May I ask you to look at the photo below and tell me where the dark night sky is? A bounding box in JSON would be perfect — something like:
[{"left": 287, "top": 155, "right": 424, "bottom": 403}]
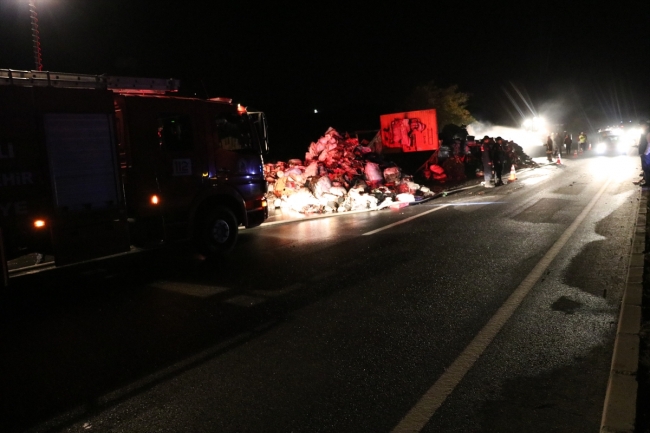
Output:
[{"left": 1, "top": 0, "right": 649, "bottom": 157}]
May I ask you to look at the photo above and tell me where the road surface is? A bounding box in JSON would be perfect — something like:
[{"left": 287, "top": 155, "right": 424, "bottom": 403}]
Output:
[{"left": 0, "top": 153, "right": 640, "bottom": 433}]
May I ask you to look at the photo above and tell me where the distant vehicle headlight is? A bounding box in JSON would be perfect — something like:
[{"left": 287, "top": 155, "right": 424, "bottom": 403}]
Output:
[{"left": 596, "top": 142, "right": 606, "bottom": 153}]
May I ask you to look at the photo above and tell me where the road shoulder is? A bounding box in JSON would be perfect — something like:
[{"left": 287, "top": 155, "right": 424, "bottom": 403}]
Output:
[{"left": 600, "top": 190, "right": 646, "bottom": 433}]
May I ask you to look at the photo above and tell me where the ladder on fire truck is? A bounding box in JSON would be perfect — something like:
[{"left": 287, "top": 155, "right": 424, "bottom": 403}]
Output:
[{"left": 0, "top": 69, "right": 179, "bottom": 94}]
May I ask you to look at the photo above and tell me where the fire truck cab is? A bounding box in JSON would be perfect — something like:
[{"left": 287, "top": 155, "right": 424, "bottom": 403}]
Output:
[{"left": 0, "top": 69, "right": 268, "bottom": 286}]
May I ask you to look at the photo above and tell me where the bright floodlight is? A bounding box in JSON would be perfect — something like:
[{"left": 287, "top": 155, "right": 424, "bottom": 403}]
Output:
[{"left": 523, "top": 119, "right": 532, "bottom": 128}]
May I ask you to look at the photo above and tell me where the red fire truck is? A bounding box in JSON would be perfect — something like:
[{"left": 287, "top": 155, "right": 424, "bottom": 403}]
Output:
[{"left": 0, "top": 69, "right": 269, "bottom": 287}]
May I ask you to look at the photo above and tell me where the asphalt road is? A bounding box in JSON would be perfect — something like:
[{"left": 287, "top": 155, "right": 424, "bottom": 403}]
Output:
[{"left": 0, "top": 153, "right": 640, "bottom": 433}]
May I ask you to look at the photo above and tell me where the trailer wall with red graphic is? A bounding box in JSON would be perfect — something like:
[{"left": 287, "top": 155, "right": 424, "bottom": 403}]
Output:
[{"left": 379, "top": 109, "right": 438, "bottom": 153}]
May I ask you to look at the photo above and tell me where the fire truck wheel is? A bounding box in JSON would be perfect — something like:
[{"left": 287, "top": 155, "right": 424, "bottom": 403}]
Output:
[{"left": 196, "top": 206, "right": 238, "bottom": 256}]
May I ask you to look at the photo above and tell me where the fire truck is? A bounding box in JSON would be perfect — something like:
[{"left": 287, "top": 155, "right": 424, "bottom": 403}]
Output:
[{"left": 0, "top": 69, "right": 269, "bottom": 287}]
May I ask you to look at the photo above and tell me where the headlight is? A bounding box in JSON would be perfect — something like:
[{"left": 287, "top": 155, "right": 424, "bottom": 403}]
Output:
[{"left": 596, "top": 143, "right": 606, "bottom": 153}]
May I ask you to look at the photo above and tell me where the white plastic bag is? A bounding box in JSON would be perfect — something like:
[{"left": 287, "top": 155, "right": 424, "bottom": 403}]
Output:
[
  {"left": 328, "top": 186, "right": 347, "bottom": 197},
  {"left": 396, "top": 193, "right": 415, "bottom": 203},
  {"left": 364, "top": 161, "right": 383, "bottom": 183}
]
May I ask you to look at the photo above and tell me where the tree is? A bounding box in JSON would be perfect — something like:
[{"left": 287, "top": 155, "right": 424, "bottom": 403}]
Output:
[{"left": 401, "top": 81, "right": 475, "bottom": 129}]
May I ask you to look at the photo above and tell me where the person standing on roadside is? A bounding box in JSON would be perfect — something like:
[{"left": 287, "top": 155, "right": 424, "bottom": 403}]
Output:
[
  {"left": 503, "top": 140, "right": 515, "bottom": 173},
  {"left": 563, "top": 132, "right": 572, "bottom": 155},
  {"left": 578, "top": 131, "right": 587, "bottom": 153},
  {"left": 552, "top": 132, "right": 562, "bottom": 156},
  {"left": 637, "top": 123, "right": 650, "bottom": 185},
  {"left": 492, "top": 137, "right": 506, "bottom": 186},
  {"left": 546, "top": 135, "right": 554, "bottom": 162},
  {"left": 481, "top": 136, "right": 494, "bottom": 188}
]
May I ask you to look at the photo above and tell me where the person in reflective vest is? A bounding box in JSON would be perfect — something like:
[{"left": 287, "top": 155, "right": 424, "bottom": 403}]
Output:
[{"left": 578, "top": 132, "right": 587, "bottom": 153}]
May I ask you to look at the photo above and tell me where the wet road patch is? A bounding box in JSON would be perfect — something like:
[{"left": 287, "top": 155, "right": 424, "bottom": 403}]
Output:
[
  {"left": 477, "top": 345, "right": 612, "bottom": 433},
  {"left": 551, "top": 296, "right": 583, "bottom": 314}
]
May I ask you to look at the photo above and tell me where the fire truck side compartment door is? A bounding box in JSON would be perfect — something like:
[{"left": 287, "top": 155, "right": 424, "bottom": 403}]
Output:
[
  {"left": 44, "top": 113, "right": 120, "bottom": 211},
  {"left": 43, "top": 113, "right": 129, "bottom": 266}
]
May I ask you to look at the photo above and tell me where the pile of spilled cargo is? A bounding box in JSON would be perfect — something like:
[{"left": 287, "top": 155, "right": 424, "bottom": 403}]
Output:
[{"left": 264, "top": 128, "right": 434, "bottom": 214}]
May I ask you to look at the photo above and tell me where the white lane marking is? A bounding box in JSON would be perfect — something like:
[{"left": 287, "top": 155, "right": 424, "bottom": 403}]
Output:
[
  {"left": 391, "top": 176, "right": 613, "bottom": 433},
  {"left": 362, "top": 205, "right": 450, "bottom": 236},
  {"left": 224, "top": 294, "right": 267, "bottom": 307},
  {"left": 150, "top": 281, "right": 230, "bottom": 298}
]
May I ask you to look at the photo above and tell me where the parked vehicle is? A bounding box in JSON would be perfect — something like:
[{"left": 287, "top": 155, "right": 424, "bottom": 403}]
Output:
[
  {"left": 595, "top": 126, "right": 637, "bottom": 155},
  {"left": 0, "top": 69, "right": 269, "bottom": 286}
]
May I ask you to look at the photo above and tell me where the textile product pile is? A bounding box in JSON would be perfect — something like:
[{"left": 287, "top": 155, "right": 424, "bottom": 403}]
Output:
[
  {"left": 265, "top": 128, "right": 434, "bottom": 214},
  {"left": 419, "top": 137, "right": 538, "bottom": 184}
]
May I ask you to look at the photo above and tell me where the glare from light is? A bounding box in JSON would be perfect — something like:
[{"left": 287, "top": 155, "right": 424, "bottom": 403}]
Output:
[
  {"left": 289, "top": 218, "right": 336, "bottom": 241},
  {"left": 589, "top": 156, "right": 611, "bottom": 175},
  {"left": 595, "top": 143, "right": 606, "bottom": 154},
  {"left": 522, "top": 117, "right": 545, "bottom": 133},
  {"left": 150, "top": 195, "right": 159, "bottom": 205},
  {"left": 618, "top": 141, "right": 628, "bottom": 153},
  {"left": 314, "top": 109, "right": 318, "bottom": 114},
  {"left": 34, "top": 219, "right": 45, "bottom": 228},
  {"left": 522, "top": 176, "right": 547, "bottom": 186},
  {"left": 627, "top": 128, "right": 640, "bottom": 138},
  {"left": 470, "top": 121, "right": 543, "bottom": 155}
]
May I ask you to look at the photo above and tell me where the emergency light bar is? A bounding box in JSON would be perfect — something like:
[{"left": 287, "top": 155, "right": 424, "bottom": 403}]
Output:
[{"left": 0, "top": 69, "right": 180, "bottom": 94}]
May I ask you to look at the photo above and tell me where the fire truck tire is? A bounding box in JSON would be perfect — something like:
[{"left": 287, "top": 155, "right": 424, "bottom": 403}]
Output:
[{"left": 196, "top": 206, "right": 238, "bottom": 256}]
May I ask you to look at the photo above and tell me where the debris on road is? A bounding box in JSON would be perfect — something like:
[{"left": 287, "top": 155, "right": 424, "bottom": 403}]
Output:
[{"left": 265, "top": 128, "right": 435, "bottom": 214}]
